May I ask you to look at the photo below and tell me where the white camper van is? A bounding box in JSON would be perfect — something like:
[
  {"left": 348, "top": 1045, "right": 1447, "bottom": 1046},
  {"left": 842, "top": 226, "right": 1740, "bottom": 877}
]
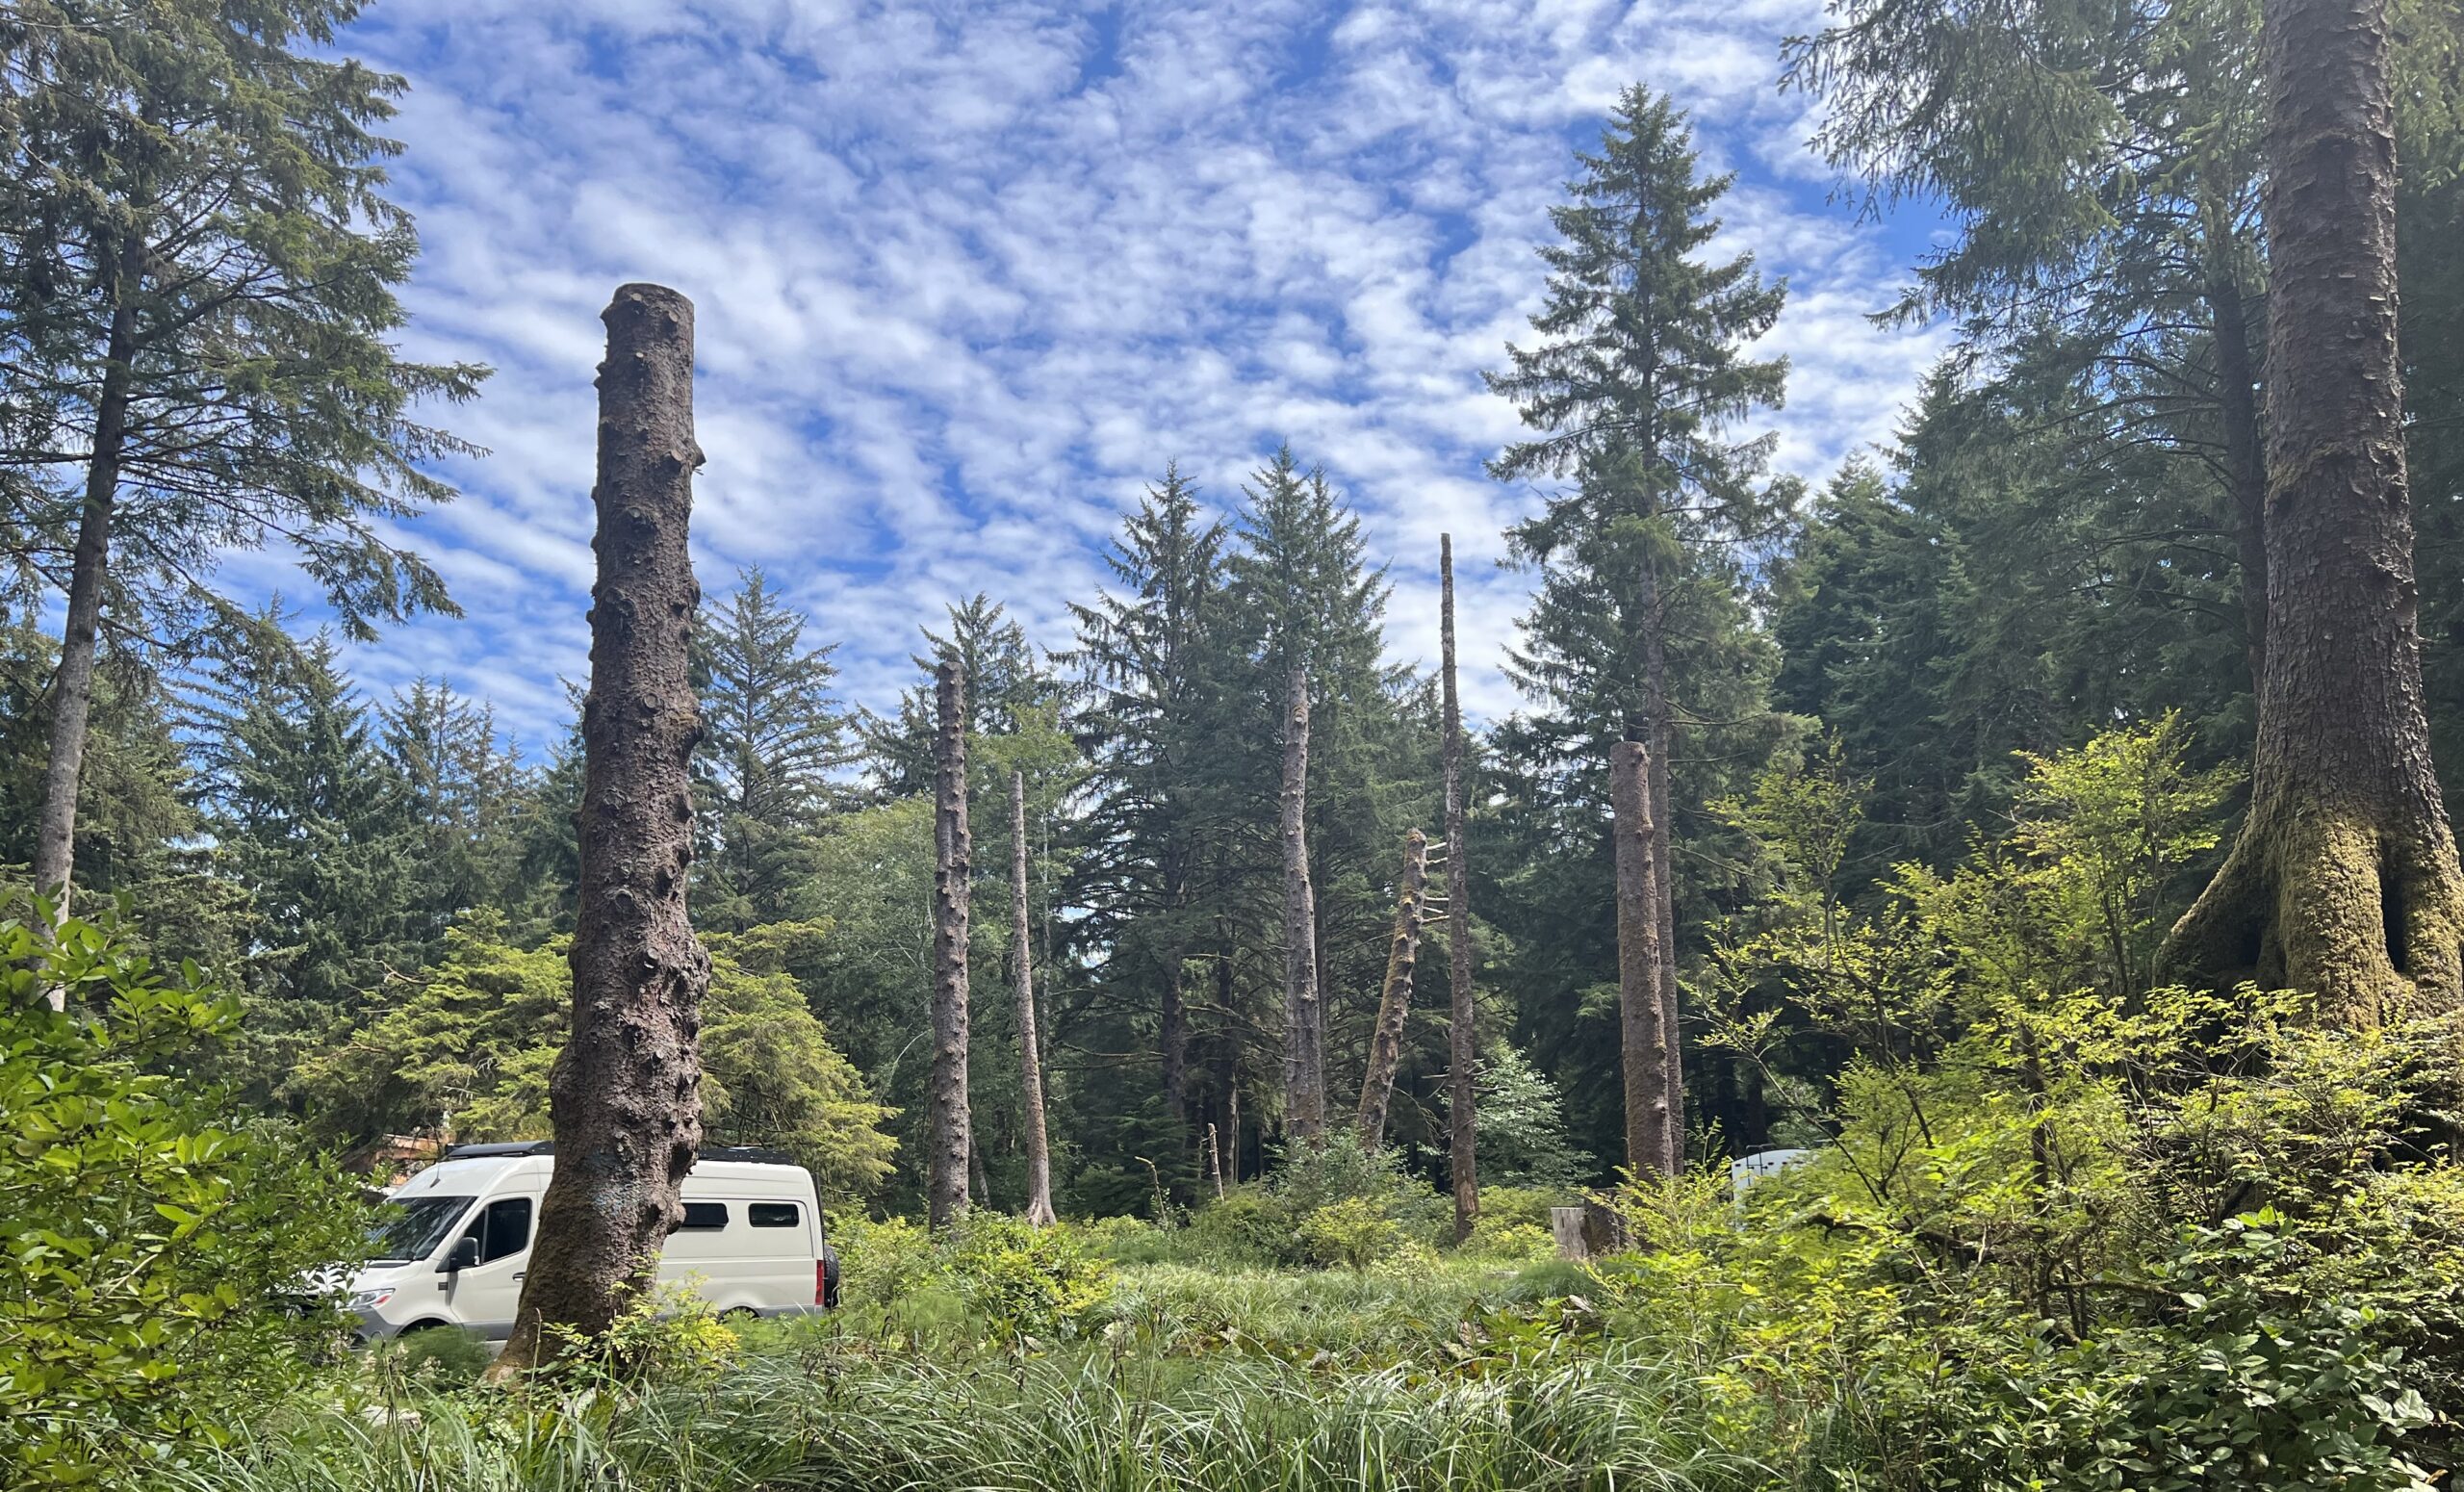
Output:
[{"left": 346, "top": 1142, "right": 839, "bottom": 1341}]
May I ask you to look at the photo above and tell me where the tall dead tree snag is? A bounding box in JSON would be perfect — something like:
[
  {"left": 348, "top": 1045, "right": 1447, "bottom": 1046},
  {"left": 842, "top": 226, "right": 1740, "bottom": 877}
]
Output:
[
  {"left": 1280, "top": 665, "right": 1327, "bottom": 1144},
  {"left": 1442, "top": 535, "right": 1477, "bottom": 1241},
  {"left": 1357, "top": 829, "right": 1431, "bottom": 1150},
  {"left": 929, "top": 659, "right": 974, "bottom": 1229},
  {"left": 500, "top": 284, "right": 711, "bottom": 1371},
  {"left": 1011, "top": 770, "right": 1058, "bottom": 1225},
  {"left": 1611, "top": 741, "right": 1677, "bottom": 1178},
  {"left": 2164, "top": 0, "right": 2464, "bottom": 1023}
]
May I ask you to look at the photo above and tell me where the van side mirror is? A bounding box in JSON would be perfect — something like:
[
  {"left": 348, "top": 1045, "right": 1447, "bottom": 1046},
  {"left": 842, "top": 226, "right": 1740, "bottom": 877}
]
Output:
[{"left": 439, "top": 1236, "right": 479, "bottom": 1273}]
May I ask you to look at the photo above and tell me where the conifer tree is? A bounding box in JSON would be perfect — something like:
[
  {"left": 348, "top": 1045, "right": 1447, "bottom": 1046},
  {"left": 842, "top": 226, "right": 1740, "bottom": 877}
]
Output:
[
  {"left": 381, "top": 679, "right": 528, "bottom": 951},
  {"left": 868, "top": 595, "right": 1056, "bottom": 796},
  {"left": 2, "top": 0, "right": 485, "bottom": 916},
  {"left": 1489, "top": 88, "right": 1792, "bottom": 1170},
  {"left": 1067, "top": 465, "right": 1233, "bottom": 1129},
  {"left": 199, "top": 631, "right": 420, "bottom": 1022},
  {"left": 693, "top": 569, "right": 851, "bottom": 929}
]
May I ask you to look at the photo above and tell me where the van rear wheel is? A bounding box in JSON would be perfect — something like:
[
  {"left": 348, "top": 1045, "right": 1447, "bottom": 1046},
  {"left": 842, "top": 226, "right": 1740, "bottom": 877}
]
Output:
[{"left": 719, "top": 1306, "right": 758, "bottom": 1324}]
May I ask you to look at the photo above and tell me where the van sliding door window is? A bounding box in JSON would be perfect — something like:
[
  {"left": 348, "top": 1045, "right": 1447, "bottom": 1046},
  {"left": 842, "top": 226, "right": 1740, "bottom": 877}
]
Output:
[
  {"left": 473, "top": 1196, "right": 532, "bottom": 1264},
  {"left": 749, "top": 1203, "right": 800, "bottom": 1228},
  {"left": 677, "top": 1202, "right": 730, "bottom": 1231}
]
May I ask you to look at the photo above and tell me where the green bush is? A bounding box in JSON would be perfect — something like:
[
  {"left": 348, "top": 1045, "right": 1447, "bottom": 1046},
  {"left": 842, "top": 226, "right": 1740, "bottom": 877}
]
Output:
[
  {"left": 0, "top": 910, "right": 369, "bottom": 1487},
  {"left": 1296, "top": 1196, "right": 1406, "bottom": 1270},
  {"left": 941, "top": 1214, "right": 1111, "bottom": 1344},
  {"left": 375, "top": 1326, "right": 493, "bottom": 1386}
]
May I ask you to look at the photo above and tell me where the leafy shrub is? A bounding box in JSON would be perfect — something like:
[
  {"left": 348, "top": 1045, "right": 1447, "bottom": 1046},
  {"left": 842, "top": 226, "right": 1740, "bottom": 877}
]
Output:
[
  {"left": 375, "top": 1326, "right": 493, "bottom": 1386},
  {"left": 941, "top": 1214, "right": 1111, "bottom": 1343},
  {"left": 0, "top": 910, "right": 369, "bottom": 1487},
  {"left": 1460, "top": 1216, "right": 1557, "bottom": 1263},
  {"left": 830, "top": 1213, "right": 935, "bottom": 1308},
  {"left": 540, "top": 1281, "right": 740, "bottom": 1385},
  {"left": 1296, "top": 1196, "right": 1406, "bottom": 1270},
  {"left": 1183, "top": 1188, "right": 1299, "bottom": 1267},
  {"left": 1933, "top": 1214, "right": 2437, "bottom": 1492}
]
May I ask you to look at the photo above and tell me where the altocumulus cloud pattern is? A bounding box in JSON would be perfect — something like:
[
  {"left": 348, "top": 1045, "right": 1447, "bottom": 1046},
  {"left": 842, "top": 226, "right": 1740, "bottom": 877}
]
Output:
[{"left": 251, "top": 0, "right": 1951, "bottom": 751}]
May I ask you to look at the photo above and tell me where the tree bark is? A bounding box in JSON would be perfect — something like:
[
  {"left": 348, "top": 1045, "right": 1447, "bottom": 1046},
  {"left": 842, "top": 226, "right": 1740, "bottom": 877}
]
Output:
[
  {"left": 500, "top": 284, "right": 710, "bottom": 1371},
  {"left": 929, "top": 658, "right": 974, "bottom": 1228},
  {"left": 1011, "top": 770, "right": 1057, "bottom": 1225},
  {"left": 2163, "top": 0, "right": 2464, "bottom": 1024},
  {"left": 1442, "top": 535, "right": 1477, "bottom": 1242},
  {"left": 1356, "top": 828, "right": 1430, "bottom": 1151},
  {"left": 1160, "top": 848, "right": 1190, "bottom": 1125},
  {"left": 1612, "top": 741, "right": 1676, "bottom": 1177},
  {"left": 1279, "top": 665, "right": 1326, "bottom": 1144},
  {"left": 1635, "top": 550, "right": 1684, "bottom": 1169},
  {"left": 32, "top": 239, "right": 143, "bottom": 977}
]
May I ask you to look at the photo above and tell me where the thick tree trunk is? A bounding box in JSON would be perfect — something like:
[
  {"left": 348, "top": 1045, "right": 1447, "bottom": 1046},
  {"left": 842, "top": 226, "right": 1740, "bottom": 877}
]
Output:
[
  {"left": 929, "top": 659, "right": 974, "bottom": 1228},
  {"left": 2164, "top": 0, "right": 2464, "bottom": 1024},
  {"left": 1279, "top": 665, "right": 1326, "bottom": 1144},
  {"left": 1356, "top": 829, "right": 1430, "bottom": 1150},
  {"left": 1011, "top": 771, "right": 1058, "bottom": 1225},
  {"left": 1611, "top": 741, "right": 1676, "bottom": 1177},
  {"left": 1442, "top": 536, "right": 1477, "bottom": 1242},
  {"left": 500, "top": 285, "right": 710, "bottom": 1371},
  {"left": 32, "top": 255, "right": 141, "bottom": 971}
]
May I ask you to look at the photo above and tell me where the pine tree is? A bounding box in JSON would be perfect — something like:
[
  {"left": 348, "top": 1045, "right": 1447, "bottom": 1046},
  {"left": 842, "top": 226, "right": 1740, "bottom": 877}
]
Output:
[
  {"left": 381, "top": 679, "right": 529, "bottom": 953},
  {"left": 693, "top": 569, "right": 852, "bottom": 930},
  {"left": 3, "top": 0, "right": 485, "bottom": 915},
  {"left": 1225, "top": 449, "right": 1415, "bottom": 1145},
  {"left": 2164, "top": 0, "right": 2464, "bottom": 1018},
  {"left": 1488, "top": 88, "right": 1793, "bottom": 1170},
  {"left": 198, "top": 631, "right": 421, "bottom": 1024},
  {"left": 1066, "top": 465, "right": 1233, "bottom": 1133},
  {"left": 867, "top": 595, "right": 1056, "bottom": 796},
  {"left": 1786, "top": 0, "right": 2272, "bottom": 682}
]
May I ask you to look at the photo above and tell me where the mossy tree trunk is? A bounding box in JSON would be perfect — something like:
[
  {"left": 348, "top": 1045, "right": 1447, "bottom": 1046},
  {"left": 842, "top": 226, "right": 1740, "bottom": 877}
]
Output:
[
  {"left": 2164, "top": 0, "right": 2464, "bottom": 1024},
  {"left": 500, "top": 284, "right": 710, "bottom": 1372},
  {"left": 928, "top": 658, "right": 974, "bottom": 1229},
  {"left": 1442, "top": 536, "right": 1478, "bottom": 1242},
  {"left": 1357, "top": 828, "right": 1430, "bottom": 1151}
]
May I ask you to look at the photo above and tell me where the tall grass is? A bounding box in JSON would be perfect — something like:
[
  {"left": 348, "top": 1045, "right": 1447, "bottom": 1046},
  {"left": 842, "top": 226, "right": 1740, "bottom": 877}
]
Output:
[{"left": 170, "top": 1339, "right": 1775, "bottom": 1492}]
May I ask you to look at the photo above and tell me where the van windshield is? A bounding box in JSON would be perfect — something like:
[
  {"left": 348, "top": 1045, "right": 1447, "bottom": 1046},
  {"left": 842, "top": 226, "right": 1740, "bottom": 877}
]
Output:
[{"left": 369, "top": 1196, "right": 475, "bottom": 1263}]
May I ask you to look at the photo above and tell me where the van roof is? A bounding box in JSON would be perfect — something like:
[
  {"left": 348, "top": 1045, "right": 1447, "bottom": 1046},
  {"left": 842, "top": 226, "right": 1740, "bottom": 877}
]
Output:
[{"left": 441, "top": 1141, "right": 799, "bottom": 1166}]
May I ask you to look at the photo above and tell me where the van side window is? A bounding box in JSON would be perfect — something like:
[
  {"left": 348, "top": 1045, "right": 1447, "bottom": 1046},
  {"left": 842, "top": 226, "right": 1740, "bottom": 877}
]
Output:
[
  {"left": 468, "top": 1196, "right": 532, "bottom": 1264},
  {"left": 677, "top": 1201, "right": 729, "bottom": 1231},
  {"left": 748, "top": 1202, "right": 800, "bottom": 1228}
]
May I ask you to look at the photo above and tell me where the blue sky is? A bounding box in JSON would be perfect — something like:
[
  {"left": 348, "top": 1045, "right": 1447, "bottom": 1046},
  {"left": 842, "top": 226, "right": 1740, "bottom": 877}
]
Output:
[{"left": 254, "top": 0, "right": 1952, "bottom": 755}]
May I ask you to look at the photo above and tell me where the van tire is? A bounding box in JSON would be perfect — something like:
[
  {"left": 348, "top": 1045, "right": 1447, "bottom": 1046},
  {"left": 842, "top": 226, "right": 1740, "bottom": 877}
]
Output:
[{"left": 720, "top": 1306, "right": 758, "bottom": 1323}]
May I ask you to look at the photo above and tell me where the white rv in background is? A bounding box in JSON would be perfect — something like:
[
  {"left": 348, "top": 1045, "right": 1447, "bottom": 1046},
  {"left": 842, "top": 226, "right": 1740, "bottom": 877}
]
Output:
[{"left": 346, "top": 1142, "right": 838, "bottom": 1340}]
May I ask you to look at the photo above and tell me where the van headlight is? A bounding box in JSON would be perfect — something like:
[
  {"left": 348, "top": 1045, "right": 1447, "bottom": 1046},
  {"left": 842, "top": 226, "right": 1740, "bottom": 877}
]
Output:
[{"left": 346, "top": 1288, "right": 396, "bottom": 1312}]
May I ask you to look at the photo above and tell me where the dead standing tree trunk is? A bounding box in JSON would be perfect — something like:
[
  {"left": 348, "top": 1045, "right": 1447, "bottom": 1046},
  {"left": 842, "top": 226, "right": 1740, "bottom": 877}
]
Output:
[
  {"left": 499, "top": 284, "right": 710, "bottom": 1371},
  {"left": 1011, "top": 770, "right": 1057, "bottom": 1225},
  {"left": 1280, "top": 665, "right": 1327, "bottom": 1145},
  {"left": 929, "top": 659, "right": 974, "bottom": 1230},
  {"left": 1357, "top": 828, "right": 1431, "bottom": 1151},
  {"left": 1442, "top": 535, "right": 1478, "bottom": 1243},
  {"left": 2163, "top": 0, "right": 2464, "bottom": 1023},
  {"left": 1612, "top": 741, "right": 1676, "bottom": 1178}
]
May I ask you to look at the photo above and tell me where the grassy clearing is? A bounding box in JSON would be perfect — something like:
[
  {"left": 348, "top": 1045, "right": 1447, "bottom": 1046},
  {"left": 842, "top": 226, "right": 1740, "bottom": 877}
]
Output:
[
  {"left": 169, "top": 1253, "right": 1788, "bottom": 1492},
  {"left": 171, "top": 1331, "right": 1769, "bottom": 1492}
]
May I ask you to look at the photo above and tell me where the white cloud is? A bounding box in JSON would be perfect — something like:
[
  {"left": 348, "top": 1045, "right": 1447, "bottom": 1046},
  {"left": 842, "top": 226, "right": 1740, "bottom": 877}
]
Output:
[{"left": 290, "top": 0, "right": 1942, "bottom": 755}]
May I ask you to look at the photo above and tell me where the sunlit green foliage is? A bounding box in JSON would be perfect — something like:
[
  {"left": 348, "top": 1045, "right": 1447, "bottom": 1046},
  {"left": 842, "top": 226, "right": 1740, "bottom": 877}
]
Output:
[{"left": 0, "top": 912, "right": 366, "bottom": 1487}]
